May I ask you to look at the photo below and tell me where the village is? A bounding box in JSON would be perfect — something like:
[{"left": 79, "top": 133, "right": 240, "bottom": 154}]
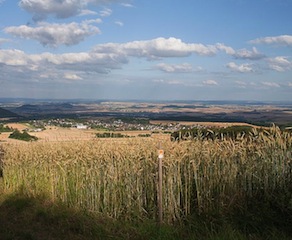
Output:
[{"left": 27, "top": 118, "right": 200, "bottom": 133}]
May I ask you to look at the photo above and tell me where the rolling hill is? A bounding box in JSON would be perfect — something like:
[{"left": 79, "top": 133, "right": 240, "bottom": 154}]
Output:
[{"left": 0, "top": 107, "right": 21, "bottom": 119}]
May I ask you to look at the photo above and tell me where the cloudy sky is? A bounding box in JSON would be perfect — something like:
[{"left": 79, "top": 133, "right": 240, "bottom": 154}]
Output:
[{"left": 0, "top": 0, "right": 292, "bottom": 101}]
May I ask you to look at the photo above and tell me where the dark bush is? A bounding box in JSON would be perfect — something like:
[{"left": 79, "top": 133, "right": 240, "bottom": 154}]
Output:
[
  {"left": 96, "top": 132, "right": 129, "bottom": 138},
  {"left": 8, "top": 129, "right": 38, "bottom": 141},
  {"left": 171, "top": 126, "right": 253, "bottom": 141}
]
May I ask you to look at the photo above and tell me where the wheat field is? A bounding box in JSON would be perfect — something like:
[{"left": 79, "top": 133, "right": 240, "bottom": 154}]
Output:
[{"left": 1, "top": 126, "right": 292, "bottom": 223}]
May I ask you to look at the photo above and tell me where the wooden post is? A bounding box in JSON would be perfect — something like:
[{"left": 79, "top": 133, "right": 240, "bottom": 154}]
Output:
[{"left": 158, "top": 148, "right": 164, "bottom": 224}]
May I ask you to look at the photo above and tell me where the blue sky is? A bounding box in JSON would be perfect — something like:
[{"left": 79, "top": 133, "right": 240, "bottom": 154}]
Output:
[{"left": 0, "top": 0, "right": 292, "bottom": 101}]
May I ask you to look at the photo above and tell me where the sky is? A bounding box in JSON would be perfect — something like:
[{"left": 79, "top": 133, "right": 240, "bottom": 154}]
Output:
[{"left": 0, "top": 0, "right": 292, "bottom": 101}]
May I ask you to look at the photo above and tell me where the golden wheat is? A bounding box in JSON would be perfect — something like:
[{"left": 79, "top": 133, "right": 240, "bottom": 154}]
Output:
[{"left": 1, "top": 126, "right": 292, "bottom": 222}]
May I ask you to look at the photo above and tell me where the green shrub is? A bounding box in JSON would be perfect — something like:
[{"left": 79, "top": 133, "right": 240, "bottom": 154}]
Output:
[
  {"left": 171, "top": 126, "right": 254, "bottom": 141},
  {"left": 8, "top": 130, "right": 38, "bottom": 141},
  {"left": 96, "top": 132, "right": 129, "bottom": 138}
]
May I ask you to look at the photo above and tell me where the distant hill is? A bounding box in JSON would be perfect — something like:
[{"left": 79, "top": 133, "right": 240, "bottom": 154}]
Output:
[
  {"left": 17, "top": 103, "right": 74, "bottom": 110},
  {"left": 15, "top": 103, "right": 75, "bottom": 113},
  {"left": 9, "top": 103, "right": 79, "bottom": 118},
  {"left": 16, "top": 104, "right": 41, "bottom": 113},
  {"left": 0, "top": 107, "right": 20, "bottom": 118}
]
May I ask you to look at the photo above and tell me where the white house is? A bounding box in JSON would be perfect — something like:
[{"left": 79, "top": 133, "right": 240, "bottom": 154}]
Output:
[{"left": 76, "top": 124, "right": 88, "bottom": 130}]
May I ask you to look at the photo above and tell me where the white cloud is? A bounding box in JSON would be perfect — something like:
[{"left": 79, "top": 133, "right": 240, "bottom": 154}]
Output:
[
  {"left": 226, "top": 62, "right": 254, "bottom": 73},
  {"left": 202, "top": 79, "right": 218, "bottom": 85},
  {"left": 262, "top": 82, "right": 280, "bottom": 88},
  {"left": 121, "top": 3, "right": 133, "bottom": 7},
  {"left": 0, "top": 38, "right": 239, "bottom": 86},
  {"left": 288, "top": 82, "right": 292, "bottom": 87},
  {"left": 0, "top": 48, "right": 127, "bottom": 75},
  {"left": 2, "top": 37, "right": 286, "bottom": 89},
  {"left": 0, "top": 49, "right": 29, "bottom": 66},
  {"left": 64, "top": 73, "right": 82, "bottom": 80},
  {"left": 99, "top": 7, "right": 112, "bottom": 17},
  {"left": 4, "top": 20, "right": 101, "bottom": 47},
  {"left": 216, "top": 43, "right": 265, "bottom": 60},
  {"left": 79, "top": 9, "right": 98, "bottom": 16},
  {"left": 250, "top": 35, "right": 292, "bottom": 46},
  {"left": 83, "top": 18, "right": 102, "bottom": 24},
  {"left": 232, "top": 47, "right": 265, "bottom": 60},
  {"left": 156, "top": 63, "right": 194, "bottom": 73},
  {"left": 19, "top": 0, "right": 84, "bottom": 20},
  {"left": 216, "top": 43, "right": 236, "bottom": 55},
  {"left": 115, "top": 21, "right": 124, "bottom": 26},
  {"left": 93, "top": 37, "right": 218, "bottom": 59},
  {"left": 267, "top": 56, "right": 292, "bottom": 72},
  {"left": 41, "top": 52, "right": 128, "bottom": 73},
  {"left": 19, "top": 0, "right": 121, "bottom": 20}
]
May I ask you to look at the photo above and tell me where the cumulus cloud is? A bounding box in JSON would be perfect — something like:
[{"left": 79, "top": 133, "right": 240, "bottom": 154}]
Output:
[
  {"left": 43, "top": 52, "right": 128, "bottom": 73},
  {"left": 79, "top": 9, "right": 98, "bottom": 16},
  {"left": 19, "top": 0, "right": 84, "bottom": 20},
  {"left": 0, "top": 48, "right": 128, "bottom": 75},
  {"left": 0, "top": 37, "right": 219, "bottom": 85},
  {"left": 250, "top": 35, "right": 292, "bottom": 46},
  {"left": 0, "top": 38, "right": 239, "bottom": 84},
  {"left": 215, "top": 43, "right": 236, "bottom": 55},
  {"left": 156, "top": 63, "right": 194, "bottom": 73},
  {"left": 93, "top": 37, "right": 217, "bottom": 59},
  {"left": 19, "top": 0, "right": 121, "bottom": 20},
  {"left": 64, "top": 73, "right": 82, "bottom": 80},
  {"left": 232, "top": 47, "right": 265, "bottom": 60},
  {"left": 0, "top": 49, "right": 30, "bottom": 66},
  {"left": 226, "top": 62, "right": 254, "bottom": 73},
  {"left": 1, "top": 37, "right": 281, "bottom": 87},
  {"left": 203, "top": 79, "right": 218, "bottom": 85},
  {"left": 4, "top": 20, "right": 101, "bottom": 47},
  {"left": 267, "top": 56, "right": 292, "bottom": 72},
  {"left": 216, "top": 43, "right": 265, "bottom": 60},
  {"left": 19, "top": 0, "right": 124, "bottom": 21}
]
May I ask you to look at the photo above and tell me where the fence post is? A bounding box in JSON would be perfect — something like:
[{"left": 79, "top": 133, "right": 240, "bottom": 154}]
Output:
[
  {"left": 0, "top": 146, "right": 4, "bottom": 179},
  {"left": 158, "top": 148, "right": 164, "bottom": 224}
]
